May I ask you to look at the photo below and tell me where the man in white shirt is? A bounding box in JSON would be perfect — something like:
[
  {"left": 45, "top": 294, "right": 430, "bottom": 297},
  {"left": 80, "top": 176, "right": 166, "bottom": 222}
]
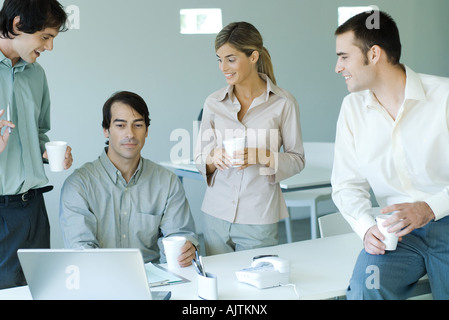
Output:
[{"left": 332, "top": 10, "right": 449, "bottom": 299}]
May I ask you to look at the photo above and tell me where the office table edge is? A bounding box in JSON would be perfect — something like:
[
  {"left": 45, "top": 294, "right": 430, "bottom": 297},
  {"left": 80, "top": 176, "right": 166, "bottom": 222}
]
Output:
[{"left": 160, "top": 161, "right": 332, "bottom": 191}]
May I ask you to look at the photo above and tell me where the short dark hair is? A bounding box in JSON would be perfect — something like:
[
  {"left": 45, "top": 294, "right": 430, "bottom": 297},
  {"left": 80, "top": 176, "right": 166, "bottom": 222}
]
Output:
[
  {"left": 335, "top": 10, "right": 401, "bottom": 65},
  {"left": 0, "top": 0, "right": 68, "bottom": 39},
  {"left": 102, "top": 91, "right": 151, "bottom": 130}
]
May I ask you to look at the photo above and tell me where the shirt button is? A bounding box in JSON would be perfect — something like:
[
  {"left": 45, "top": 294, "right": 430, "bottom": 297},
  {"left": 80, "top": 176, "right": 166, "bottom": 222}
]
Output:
[{"left": 122, "top": 234, "right": 126, "bottom": 239}]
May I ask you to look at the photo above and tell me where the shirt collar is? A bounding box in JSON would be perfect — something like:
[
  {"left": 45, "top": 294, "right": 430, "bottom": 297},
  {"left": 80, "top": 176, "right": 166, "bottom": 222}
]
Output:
[
  {"left": 0, "top": 49, "right": 30, "bottom": 71},
  {"left": 366, "top": 65, "right": 426, "bottom": 108},
  {"left": 0, "top": 50, "right": 7, "bottom": 63},
  {"left": 403, "top": 65, "right": 426, "bottom": 102},
  {"left": 217, "top": 73, "right": 285, "bottom": 103},
  {"left": 99, "top": 147, "right": 143, "bottom": 185}
]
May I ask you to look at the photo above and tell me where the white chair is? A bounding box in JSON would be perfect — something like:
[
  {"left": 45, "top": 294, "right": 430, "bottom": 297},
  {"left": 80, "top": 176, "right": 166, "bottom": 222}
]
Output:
[
  {"left": 283, "top": 142, "right": 335, "bottom": 241},
  {"left": 318, "top": 212, "right": 353, "bottom": 238}
]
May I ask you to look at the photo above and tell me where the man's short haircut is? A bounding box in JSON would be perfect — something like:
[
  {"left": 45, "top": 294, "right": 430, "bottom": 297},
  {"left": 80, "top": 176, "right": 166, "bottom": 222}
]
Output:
[
  {"left": 0, "top": 0, "right": 68, "bottom": 39},
  {"left": 102, "top": 91, "right": 151, "bottom": 130},
  {"left": 335, "top": 10, "right": 401, "bottom": 65}
]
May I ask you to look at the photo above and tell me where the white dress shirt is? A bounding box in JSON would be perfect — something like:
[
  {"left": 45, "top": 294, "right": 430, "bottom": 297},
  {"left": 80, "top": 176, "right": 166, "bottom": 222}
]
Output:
[{"left": 332, "top": 65, "right": 449, "bottom": 239}]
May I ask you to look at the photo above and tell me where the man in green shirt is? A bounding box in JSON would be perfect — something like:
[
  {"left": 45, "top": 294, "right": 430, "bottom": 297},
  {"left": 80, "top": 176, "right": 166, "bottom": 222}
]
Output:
[{"left": 0, "top": 0, "right": 72, "bottom": 289}]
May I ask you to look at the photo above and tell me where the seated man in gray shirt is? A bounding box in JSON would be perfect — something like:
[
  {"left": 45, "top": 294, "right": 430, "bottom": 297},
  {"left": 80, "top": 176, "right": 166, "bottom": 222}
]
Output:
[{"left": 59, "top": 91, "right": 198, "bottom": 267}]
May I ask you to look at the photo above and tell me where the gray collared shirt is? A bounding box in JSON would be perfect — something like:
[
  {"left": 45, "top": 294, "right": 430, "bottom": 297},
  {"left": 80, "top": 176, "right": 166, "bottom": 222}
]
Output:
[{"left": 59, "top": 148, "right": 198, "bottom": 263}]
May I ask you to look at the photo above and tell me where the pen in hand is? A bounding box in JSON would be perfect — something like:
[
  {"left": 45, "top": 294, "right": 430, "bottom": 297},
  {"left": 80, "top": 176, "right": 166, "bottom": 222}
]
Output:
[{"left": 6, "top": 104, "right": 12, "bottom": 134}]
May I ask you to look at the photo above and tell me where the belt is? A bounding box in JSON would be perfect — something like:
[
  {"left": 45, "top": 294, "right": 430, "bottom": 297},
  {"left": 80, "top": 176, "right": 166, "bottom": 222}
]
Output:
[{"left": 0, "top": 186, "right": 54, "bottom": 204}]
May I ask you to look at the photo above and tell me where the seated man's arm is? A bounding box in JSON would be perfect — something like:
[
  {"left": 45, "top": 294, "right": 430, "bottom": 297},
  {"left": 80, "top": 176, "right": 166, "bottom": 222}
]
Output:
[
  {"left": 59, "top": 174, "right": 100, "bottom": 249},
  {"left": 160, "top": 173, "right": 199, "bottom": 266}
]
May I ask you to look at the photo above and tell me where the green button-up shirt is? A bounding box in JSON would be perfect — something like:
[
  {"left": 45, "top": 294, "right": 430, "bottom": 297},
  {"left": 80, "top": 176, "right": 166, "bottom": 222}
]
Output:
[{"left": 0, "top": 51, "right": 50, "bottom": 195}]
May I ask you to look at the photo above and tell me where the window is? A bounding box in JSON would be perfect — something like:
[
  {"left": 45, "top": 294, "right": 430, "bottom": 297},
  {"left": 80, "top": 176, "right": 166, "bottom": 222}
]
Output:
[
  {"left": 180, "top": 8, "right": 222, "bottom": 34},
  {"left": 337, "top": 6, "right": 374, "bottom": 26}
]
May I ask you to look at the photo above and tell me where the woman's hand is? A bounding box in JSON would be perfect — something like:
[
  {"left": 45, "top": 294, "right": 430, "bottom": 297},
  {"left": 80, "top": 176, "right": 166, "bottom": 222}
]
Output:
[
  {"left": 235, "top": 148, "right": 275, "bottom": 170},
  {"left": 206, "top": 147, "right": 232, "bottom": 174}
]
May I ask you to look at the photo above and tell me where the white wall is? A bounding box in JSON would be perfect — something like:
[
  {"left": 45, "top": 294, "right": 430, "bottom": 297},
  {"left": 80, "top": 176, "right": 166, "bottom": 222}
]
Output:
[{"left": 10, "top": 0, "right": 448, "bottom": 247}]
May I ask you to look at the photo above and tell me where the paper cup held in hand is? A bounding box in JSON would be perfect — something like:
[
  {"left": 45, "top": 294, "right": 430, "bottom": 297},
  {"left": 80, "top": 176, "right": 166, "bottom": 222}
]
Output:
[
  {"left": 45, "top": 141, "right": 68, "bottom": 172},
  {"left": 162, "top": 236, "right": 186, "bottom": 270},
  {"left": 223, "top": 137, "right": 246, "bottom": 167},
  {"left": 376, "top": 215, "right": 399, "bottom": 250}
]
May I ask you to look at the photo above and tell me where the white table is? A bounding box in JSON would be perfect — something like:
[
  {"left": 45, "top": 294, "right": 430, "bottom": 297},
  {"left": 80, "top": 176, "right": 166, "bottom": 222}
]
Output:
[
  {"left": 169, "top": 233, "right": 362, "bottom": 300},
  {"left": 0, "top": 233, "right": 362, "bottom": 300},
  {"left": 160, "top": 161, "right": 332, "bottom": 192}
]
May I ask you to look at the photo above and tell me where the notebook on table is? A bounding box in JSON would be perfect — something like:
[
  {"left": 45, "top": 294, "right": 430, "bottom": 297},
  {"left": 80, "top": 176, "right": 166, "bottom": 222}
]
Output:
[{"left": 17, "top": 248, "right": 171, "bottom": 300}]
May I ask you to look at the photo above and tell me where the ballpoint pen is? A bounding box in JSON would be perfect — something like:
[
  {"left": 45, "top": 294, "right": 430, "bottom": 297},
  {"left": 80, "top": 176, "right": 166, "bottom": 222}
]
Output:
[
  {"left": 191, "top": 259, "right": 202, "bottom": 275},
  {"left": 6, "top": 103, "right": 11, "bottom": 134},
  {"left": 195, "top": 250, "right": 200, "bottom": 262},
  {"left": 198, "top": 255, "right": 206, "bottom": 276}
]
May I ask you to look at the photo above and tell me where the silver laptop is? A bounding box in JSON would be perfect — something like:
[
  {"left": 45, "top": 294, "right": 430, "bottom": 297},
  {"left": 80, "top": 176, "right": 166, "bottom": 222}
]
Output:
[{"left": 17, "top": 248, "right": 171, "bottom": 300}]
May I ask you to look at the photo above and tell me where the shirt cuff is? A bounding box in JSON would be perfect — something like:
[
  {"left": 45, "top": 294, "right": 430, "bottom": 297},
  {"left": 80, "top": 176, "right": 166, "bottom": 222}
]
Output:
[
  {"left": 425, "top": 189, "right": 449, "bottom": 220},
  {"left": 195, "top": 157, "right": 217, "bottom": 187},
  {"left": 353, "top": 214, "right": 377, "bottom": 240}
]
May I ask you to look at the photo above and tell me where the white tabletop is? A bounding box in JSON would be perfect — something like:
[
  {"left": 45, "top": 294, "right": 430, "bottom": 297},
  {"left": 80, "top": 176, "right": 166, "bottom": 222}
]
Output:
[
  {"left": 0, "top": 285, "right": 32, "bottom": 300},
  {"left": 0, "top": 233, "right": 361, "bottom": 300},
  {"left": 168, "top": 233, "right": 361, "bottom": 300},
  {"left": 160, "top": 161, "right": 332, "bottom": 191},
  {"left": 279, "top": 166, "right": 332, "bottom": 190}
]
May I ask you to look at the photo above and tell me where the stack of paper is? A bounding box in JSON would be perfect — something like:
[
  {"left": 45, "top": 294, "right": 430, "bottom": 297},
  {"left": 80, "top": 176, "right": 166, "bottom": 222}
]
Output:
[{"left": 144, "top": 263, "right": 188, "bottom": 287}]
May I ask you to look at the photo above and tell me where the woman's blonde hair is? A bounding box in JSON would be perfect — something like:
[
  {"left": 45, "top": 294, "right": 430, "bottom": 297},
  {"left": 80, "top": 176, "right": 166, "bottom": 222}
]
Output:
[{"left": 215, "top": 21, "right": 276, "bottom": 85}]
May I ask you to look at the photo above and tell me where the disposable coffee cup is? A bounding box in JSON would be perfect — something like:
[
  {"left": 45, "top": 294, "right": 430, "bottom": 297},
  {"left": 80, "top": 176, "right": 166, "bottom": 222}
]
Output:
[
  {"left": 197, "top": 272, "right": 218, "bottom": 300},
  {"left": 223, "top": 137, "right": 246, "bottom": 167},
  {"left": 45, "top": 141, "right": 68, "bottom": 172},
  {"left": 376, "top": 215, "right": 399, "bottom": 250},
  {"left": 162, "top": 236, "right": 186, "bottom": 270}
]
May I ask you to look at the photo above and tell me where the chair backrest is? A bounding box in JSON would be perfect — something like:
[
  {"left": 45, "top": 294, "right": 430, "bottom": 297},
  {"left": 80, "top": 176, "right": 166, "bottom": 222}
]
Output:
[
  {"left": 318, "top": 212, "right": 353, "bottom": 238},
  {"left": 303, "top": 142, "right": 335, "bottom": 169}
]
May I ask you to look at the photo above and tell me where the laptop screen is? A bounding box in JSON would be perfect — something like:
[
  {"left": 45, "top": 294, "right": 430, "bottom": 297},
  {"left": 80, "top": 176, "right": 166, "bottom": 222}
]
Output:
[{"left": 17, "top": 248, "right": 168, "bottom": 300}]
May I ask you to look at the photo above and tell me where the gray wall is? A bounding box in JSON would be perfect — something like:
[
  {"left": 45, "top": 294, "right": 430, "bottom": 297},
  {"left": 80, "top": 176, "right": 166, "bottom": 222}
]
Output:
[{"left": 12, "top": 0, "right": 448, "bottom": 247}]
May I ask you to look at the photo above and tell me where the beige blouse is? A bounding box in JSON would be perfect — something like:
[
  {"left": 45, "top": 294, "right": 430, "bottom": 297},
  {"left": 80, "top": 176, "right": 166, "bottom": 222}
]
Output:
[{"left": 194, "top": 74, "right": 305, "bottom": 224}]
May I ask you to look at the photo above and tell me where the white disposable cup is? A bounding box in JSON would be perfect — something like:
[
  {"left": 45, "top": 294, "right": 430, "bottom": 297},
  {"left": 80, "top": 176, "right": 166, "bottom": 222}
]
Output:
[
  {"left": 376, "top": 215, "right": 399, "bottom": 250},
  {"left": 45, "top": 141, "right": 68, "bottom": 172},
  {"left": 197, "top": 272, "right": 218, "bottom": 300},
  {"left": 223, "top": 137, "right": 246, "bottom": 167},
  {"left": 162, "top": 236, "right": 186, "bottom": 270}
]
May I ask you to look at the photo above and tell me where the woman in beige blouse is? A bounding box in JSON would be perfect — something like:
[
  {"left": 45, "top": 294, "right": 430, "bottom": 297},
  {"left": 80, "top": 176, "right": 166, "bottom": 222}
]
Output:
[{"left": 194, "top": 22, "right": 305, "bottom": 255}]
